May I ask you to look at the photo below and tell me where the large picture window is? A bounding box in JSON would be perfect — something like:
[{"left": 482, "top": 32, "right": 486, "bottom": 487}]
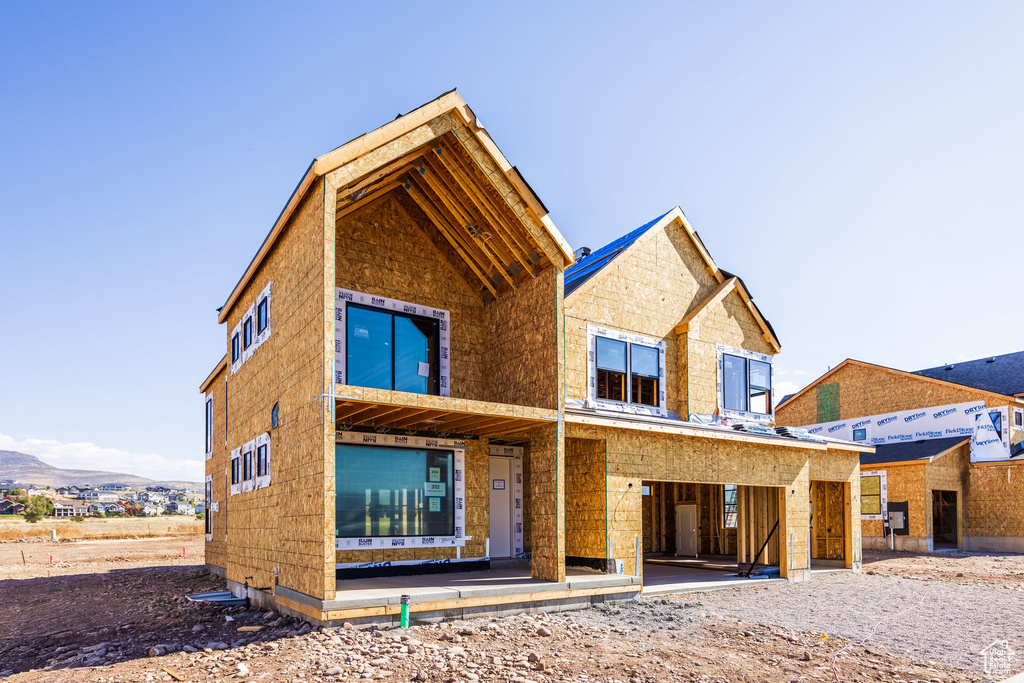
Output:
[
  {"left": 722, "top": 352, "right": 772, "bottom": 416},
  {"left": 595, "top": 336, "right": 660, "bottom": 408},
  {"left": 346, "top": 304, "right": 439, "bottom": 394},
  {"left": 335, "top": 444, "right": 454, "bottom": 538}
]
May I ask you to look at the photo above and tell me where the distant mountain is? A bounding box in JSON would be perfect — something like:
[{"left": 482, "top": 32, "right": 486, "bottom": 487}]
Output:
[{"left": 0, "top": 450, "right": 200, "bottom": 491}]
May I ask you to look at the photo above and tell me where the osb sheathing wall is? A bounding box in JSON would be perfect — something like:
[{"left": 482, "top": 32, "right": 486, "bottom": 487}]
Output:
[
  {"left": 528, "top": 422, "right": 566, "bottom": 582},
  {"left": 333, "top": 438, "right": 489, "bottom": 566},
  {"left": 563, "top": 218, "right": 773, "bottom": 417},
  {"left": 212, "top": 176, "right": 331, "bottom": 602},
  {"left": 565, "top": 437, "right": 607, "bottom": 560},
  {"left": 966, "top": 460, "right": 1024, "bottom": 542},
  {"left": 203, "top": 363, "right": 228, "bottom": 572},
  {"left": 565, "top": 422, "right": 812, "bottom": 577},
  {"left": 777, "top": 362, "right": 1022, "bottom": 448},
  {"left": 680, "top": 292, "right": 775, "bottom": 416},
  {"left": 861, "top": 463, "right": 928, "bottom": 539}
]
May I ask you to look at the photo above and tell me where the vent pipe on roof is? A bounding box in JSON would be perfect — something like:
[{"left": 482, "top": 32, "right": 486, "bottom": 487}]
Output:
[{"left": 574, "top": 246, "right": 592, "bottom": 261}]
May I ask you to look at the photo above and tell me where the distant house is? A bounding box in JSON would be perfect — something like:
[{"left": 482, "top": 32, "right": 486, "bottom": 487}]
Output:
[
  {"left": 165, "top": 501, "right": 195, "bottom": 515},
  {"left": 25, "top": 487, "right": 42, "bottom": 497},
  {"left": 52, "top": 499, "right": 89, "bottom": 518},
  {"left": 89, "top": 502, "right": 124, "bottom": 515},
  {"left": 140, "top": 504, "right": 161, "bottom": 516},
  {"left": 98, "top": 484, "right": 130, "bottom": 492},
  {"left": 0, "top": 500, "right": 25, "bottom": 515},
  {"left": 81, "top": 491, "right": 118, "bottom": 502}
]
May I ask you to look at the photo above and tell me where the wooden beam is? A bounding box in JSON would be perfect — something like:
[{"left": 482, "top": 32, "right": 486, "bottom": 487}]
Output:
[
  {"left": 391, "top": 199, "right": 483, "bottom": 304},
  {"left": 334, "top": 180, "right": 402, "bottom": 223},
  {"left": 404, "top": 184, "right": 499, "bottom": 298},
  {"left": 437, "top": 139, "right": 539, "bottom": 272},
  {"left": 389, "top": 409, "right": 451, "bottom": 430},
  {"left": 412, "top": 171, "right": 515, "bottom": 289},
  {"left": 335, "top": 404, "right": 379, "bottom": 423},
  {"left": 423, "top": 153, "right": 529, "bottom": 278}
]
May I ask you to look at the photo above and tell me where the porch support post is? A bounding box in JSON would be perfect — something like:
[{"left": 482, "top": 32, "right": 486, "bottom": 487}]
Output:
[
  {"left": 779, "top": 462, "right": 811, "bottom": 582},
  {"left": 528, "top": 422, "right": 565, "bottom": 582}
]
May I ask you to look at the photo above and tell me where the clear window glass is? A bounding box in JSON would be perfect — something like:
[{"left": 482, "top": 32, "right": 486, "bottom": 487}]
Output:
[
  {"left": 231, "top": 334, "right": 240, "bottom": 363},
  {"left": 257, "top": 298, "right": 269, "bottom": 334},
  {"left": 204, "top": 481, "right": 212, "bottom": 535},
  {"left": 394, "top": 316, "right": 435, "bottom": 394},
  {"left": 853, "top": 428, "right": 867, "bottom": 441},
  {"left": 231, "top": 457, "right": 240, "bottom": 485},
  {"left": 335, "top": 444, "right": 454, "bottom": 538},
  {"left": 256, "top": 444, "right": 268, "bottom": 477},
  {"left": 243, "top": 317, "right": 253, "bottom": 350},
  {"left": 243, "top": 450, "right": 253, "bottom": 481},
  {"left": 205, "top": 399, "right": 212, "bottom": 454},
  {"left": 723, "top": 354, "right": 747, "bottom": 412},
  {"left": 723, "top": 485, "right": 737, "bottom": 528},
  {"left": 596, "top": 337, "right": 627, "bottom": 402},
  {"left": 346, "top": 305, "right": 439, "bottom": 394},
  {"left": 748, "top": 359, "right": 771, "bottom": 414},
  {"left": 630, "top": 344, "right": 659, "bottom": 407}
]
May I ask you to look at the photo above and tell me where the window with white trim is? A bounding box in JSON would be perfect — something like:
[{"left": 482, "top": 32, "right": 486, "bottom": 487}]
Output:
[
  {"left": 204, "top": 476, "right": 213, "bottom": 540},
  {"left": 717, "top": 345, "right": 774, "bottom": 421},
  {"left": 229, "top": 449, "right": 241, "bottom": 495},
  {"left": 204, "top": 394, "right": 213, "bottom": 459},
  {"left": 241, "top": 442, "right": 254, "bottom": 492},
  {"left": 230, "top": 326, "right": 241, "bottom": 373},
  {"left": 243, "top": 314, "right": 254, "bottom": 351},
  {"left": 255, "top": 432, "right": 271, "bottom": 489},
  {"left": 1013, "top": 407, "right": 1023, "bottom": 430},
  {"left": 723, "top": 485, "right": 737, "bottom": 528},
  {"left": 586, "top": 325, "right": 667, "bottom": 417},
  {"left": 256, "top": 287, "right": 270, "bottom": 338}
]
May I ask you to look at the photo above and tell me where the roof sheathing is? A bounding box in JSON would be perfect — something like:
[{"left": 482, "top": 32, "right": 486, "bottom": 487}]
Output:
[{"left": 217, "top": 92, "right": 573, "bottom": 323}]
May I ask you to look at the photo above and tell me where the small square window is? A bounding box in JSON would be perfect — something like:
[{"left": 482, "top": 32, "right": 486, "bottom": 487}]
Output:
[{"left": 853, "top": 428, "right": 867, "bottom": 442}]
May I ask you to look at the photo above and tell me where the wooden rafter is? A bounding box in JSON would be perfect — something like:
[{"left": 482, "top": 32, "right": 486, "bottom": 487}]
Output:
[
  {"left": 389, "top": 409, "right": 450, "bottom": 430},
  {"left": 411, "top": 171, "right": 515, "bottom": 289},
  {"left": 424, "top": 152, "right": 533, "bottom": 278},
  {"left": 436, "top": 139, "right": 540, "bottom": 271},
  {"left": 404, "top": 182, "right": 499, "bottom": 297},
  {"left": 444, "top": 132, "right": 548, "bottom": 264},
  {"left": 335, "top": 180, "right": 402, "bottom": 223},
  {"left": 390, "top": 199, "right": 483, "bottom": 303}
]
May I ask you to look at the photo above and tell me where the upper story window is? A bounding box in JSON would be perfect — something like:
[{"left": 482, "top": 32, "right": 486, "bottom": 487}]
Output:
[
  {"left": 204, "top": 395, "right": 213, "bottom": 459},
  {"left": 586, "top": 325, "right": 667, "bottom": 417},
  {"left": 257, "top": 297, "right": 269, "bottom": 334},
  {"left": 243, "top": 314, "right": 254, "bottom": 350},
  {"left": 717, "top": 345, "right": 774, "bottom": 421},
  {"left": 335, "top": 288, "right": 451, "bottom": 396},
  {"left": 231, "top": 331, "right": 240, "bottom": 364}
]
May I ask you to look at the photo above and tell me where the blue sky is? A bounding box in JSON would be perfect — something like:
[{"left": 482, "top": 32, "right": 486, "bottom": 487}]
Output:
[{"left": 2, "top": 2, "right": 1022, "bottom": 481}]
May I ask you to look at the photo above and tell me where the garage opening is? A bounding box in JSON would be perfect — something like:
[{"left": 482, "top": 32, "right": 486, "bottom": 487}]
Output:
[
  {"left": 640, "top": 481, "right": 782, "bottom": 590},
  {"left": 932, "top": 490, "right": 958, "bottom": 549}
]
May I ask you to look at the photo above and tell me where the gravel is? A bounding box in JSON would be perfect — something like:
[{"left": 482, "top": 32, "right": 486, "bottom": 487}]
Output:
[{"left": 693, "top": 572, "right": 1024, "bottom": 672}]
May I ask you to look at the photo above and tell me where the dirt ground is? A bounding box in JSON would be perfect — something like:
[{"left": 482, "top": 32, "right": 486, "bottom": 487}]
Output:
[
  {"left": 0, "top": 540, "right": 1012, "bottom": 683},
  {"left": 0, "top": 515, "right": 202, "bottom": 542}
]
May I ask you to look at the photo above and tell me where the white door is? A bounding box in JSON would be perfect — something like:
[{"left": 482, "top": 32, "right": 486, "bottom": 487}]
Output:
[
  {"left": 675, "top": 504, "right": 698, "bottom": 556},
  {"left": 489, "top": 457, "right": 513, "bottom": 558}
]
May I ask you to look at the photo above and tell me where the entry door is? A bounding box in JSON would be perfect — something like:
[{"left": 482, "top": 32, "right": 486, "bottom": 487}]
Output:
[
  {"left": 675, "top": 504, "right": 698, "bottom": 556},
  {"left": 489, "top": 457, "right": 513, "bottom": 558}
]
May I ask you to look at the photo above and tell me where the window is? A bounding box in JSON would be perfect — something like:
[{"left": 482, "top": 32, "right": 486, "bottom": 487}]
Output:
[
  {"left": 243, "top": 316, "right": 253, "bottom": 350},
  {"left": 204, "top": 396, "right": 213, "bottom": 456},
  {"left": 335, "top": 444, "right": 454, "bottom": 538},
  {"left": 595, "top": 336, "right": 660, "bottom": 407},
  {"left": 204, "top": 479, "right": 212, "bottom": 536},
  {"left": 721, "top": 352, "right": 772, "bottom": 416},
  {"left": 230, "top": 451, "right": 241, "bottom": 495},
  {"left": 257, "top": 297, "right": 269, "bottom": 335},
  {"left": 990, "top": 410, "right": 1003, "bottom": 440},
  {"left": 256, "top": 443, "right": 269, "bottom": 477},
  {"left": 243, "top": 449, "right": 253, "bottom": 481},
  {"left": 346, "top": 304, "right": 439, "bottom": 395},
  {"left": 231, "top": 333, "right": 240, "bottom": 363},
  {"left": 1015, "top": 408, "right": 1023, "bottom": 428},
  {"left": 853, "top": 428, "right": 867, "bottom": 442},
  {"left": 861, "top": 474, "right": 882, "bottom": 516},
  {"left": 596, "top": 337, "right": 626, "bottom": 402},
  {"left": 631, "top": 344, "right": 659, "bottom": 407},
  {"left": 723, "top": 485, "right": 737, "bottom": 528}
]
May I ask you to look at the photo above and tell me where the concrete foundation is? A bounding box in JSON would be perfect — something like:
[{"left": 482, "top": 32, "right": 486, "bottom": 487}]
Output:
[{"left": 964, "top": 536, "right": 1024, "bottom": 553}]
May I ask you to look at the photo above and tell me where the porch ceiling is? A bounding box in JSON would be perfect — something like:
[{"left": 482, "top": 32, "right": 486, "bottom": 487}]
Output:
[
  {"left": 333, "top": 386, "right": 556, "bottom": 439},
  {"left": 335, "top": 132, "right": 551, "bottom": 302}
]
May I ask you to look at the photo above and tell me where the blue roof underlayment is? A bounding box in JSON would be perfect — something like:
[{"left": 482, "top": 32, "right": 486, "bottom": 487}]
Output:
[{"left": 563, "top": 210, "right": 672, "bottom": 297}]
